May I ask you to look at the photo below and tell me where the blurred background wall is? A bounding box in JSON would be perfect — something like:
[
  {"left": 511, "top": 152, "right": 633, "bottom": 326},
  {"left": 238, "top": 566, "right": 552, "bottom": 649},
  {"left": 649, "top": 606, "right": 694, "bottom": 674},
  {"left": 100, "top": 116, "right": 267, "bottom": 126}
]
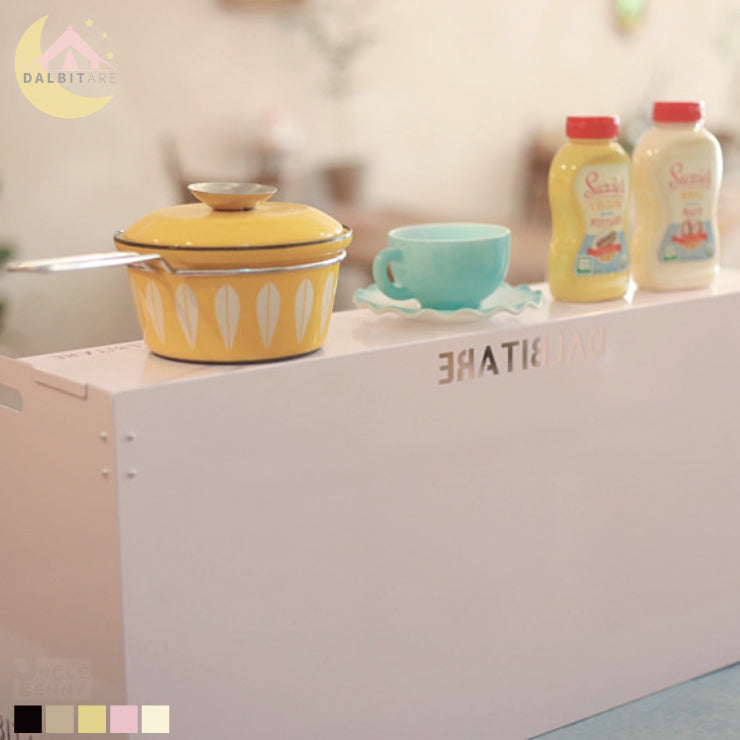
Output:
[{"left": 2, "top": 0, "right": 740, "bottom": 356}]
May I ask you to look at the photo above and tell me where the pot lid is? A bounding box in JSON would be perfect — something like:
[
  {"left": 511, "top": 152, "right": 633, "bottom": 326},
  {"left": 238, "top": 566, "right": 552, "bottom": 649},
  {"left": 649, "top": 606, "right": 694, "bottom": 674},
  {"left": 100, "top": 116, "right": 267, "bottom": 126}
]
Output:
[{"left": 117, "top": 183, "right": 347, "bottom": 249}]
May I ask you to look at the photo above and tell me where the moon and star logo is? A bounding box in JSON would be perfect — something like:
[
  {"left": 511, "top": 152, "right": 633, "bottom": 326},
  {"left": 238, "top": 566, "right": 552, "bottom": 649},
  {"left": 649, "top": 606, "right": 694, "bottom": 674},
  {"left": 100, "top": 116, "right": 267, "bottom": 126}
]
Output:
[{"left": 15, "top": 16, "right": 118, "bottom": 119}]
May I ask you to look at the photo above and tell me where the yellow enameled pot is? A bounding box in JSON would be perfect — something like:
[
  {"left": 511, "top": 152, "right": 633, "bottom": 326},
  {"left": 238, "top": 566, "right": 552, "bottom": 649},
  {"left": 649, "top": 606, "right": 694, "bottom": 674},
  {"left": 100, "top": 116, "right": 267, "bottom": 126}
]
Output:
[
  {"left": 114, "top": 184, "right": 351, "bottom": 362},
  {"left": 8, "top": 183, "right": 352, "bottom": 363}
]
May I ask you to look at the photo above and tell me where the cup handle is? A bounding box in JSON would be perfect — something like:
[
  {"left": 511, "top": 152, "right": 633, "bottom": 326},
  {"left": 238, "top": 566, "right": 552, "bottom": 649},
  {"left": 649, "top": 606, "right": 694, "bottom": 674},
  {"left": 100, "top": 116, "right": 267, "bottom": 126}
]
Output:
[{"left": 372, "top": 247, "right": 414, "bottom": 301}]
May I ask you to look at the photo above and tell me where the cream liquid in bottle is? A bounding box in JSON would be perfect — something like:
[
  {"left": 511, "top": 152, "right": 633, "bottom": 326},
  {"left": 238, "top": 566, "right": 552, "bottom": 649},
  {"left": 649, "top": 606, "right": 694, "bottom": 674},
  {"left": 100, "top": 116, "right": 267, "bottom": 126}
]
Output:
[{"left": 631, "top": 101, "right": 722, "bottom": 290}]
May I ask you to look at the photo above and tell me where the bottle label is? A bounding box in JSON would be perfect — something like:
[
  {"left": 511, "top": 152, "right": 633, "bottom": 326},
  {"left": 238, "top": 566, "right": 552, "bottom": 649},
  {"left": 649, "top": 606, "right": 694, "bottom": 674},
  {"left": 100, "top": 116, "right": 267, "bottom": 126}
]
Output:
[
  {"left": 574, "top": 162, "right": 629, "bottom": 276},
  {"left": 658, "top": 157, "right": 716, "bottom": 263}
]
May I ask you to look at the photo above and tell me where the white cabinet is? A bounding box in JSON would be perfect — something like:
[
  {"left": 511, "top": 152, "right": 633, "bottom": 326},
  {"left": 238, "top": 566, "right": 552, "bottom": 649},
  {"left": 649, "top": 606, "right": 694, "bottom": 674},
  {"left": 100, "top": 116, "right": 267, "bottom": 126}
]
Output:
[{"left": 2, "top": 274, "right": 740, "bottom": 739}]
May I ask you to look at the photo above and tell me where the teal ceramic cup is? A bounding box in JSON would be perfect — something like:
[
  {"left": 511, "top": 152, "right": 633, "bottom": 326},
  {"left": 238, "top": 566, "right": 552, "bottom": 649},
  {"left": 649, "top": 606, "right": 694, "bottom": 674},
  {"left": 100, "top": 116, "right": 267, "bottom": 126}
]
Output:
[{"left": 372, "top": 223, "right": 511, "bottom": 309}]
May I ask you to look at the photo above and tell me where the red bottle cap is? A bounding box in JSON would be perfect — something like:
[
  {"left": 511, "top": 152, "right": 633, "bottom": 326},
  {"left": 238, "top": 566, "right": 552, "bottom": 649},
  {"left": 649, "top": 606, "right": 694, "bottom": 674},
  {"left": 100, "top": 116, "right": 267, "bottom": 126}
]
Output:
[
  {"left": 566, "top": 116, "right": 620, "bottom": 139},
  {"left": 652, "top": 101, "right": 705, "bottom": 123}
]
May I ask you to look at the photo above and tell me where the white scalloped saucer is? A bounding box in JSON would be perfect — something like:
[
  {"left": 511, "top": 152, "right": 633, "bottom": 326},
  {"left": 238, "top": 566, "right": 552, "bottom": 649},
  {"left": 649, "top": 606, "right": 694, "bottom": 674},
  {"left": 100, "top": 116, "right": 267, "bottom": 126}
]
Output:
[{"left": 352, "top": 282, "right": 543, "bottom": 322}]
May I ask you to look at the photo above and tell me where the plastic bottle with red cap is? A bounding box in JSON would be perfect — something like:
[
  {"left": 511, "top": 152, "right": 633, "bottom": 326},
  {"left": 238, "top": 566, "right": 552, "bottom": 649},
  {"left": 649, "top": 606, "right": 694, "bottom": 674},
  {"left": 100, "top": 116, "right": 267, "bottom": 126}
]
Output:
[
  {"left": 631, "top": 101, "right": 722, "bottom": 290},
  {"left": 548, "top": 115, "right": 631, "bottom": 302}
]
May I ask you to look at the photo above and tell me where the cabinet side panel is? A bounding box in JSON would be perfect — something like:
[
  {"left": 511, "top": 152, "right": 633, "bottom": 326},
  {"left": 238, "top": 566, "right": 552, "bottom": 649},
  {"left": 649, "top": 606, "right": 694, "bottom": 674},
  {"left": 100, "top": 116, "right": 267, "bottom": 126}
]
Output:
[{"left": 0, "top": 356, "right": 126, "bottom": 735}]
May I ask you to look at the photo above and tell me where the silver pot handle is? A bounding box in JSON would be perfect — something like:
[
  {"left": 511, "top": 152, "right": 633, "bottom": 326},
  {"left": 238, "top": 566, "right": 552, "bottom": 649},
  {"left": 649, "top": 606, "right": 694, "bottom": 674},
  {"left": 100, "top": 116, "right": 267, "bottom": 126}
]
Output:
[
  {"left": 6, "top": 249, "right": 347, "bottom": 276},
  {"left": 6, "top": 251, "right": 162, "bottom": 273}
]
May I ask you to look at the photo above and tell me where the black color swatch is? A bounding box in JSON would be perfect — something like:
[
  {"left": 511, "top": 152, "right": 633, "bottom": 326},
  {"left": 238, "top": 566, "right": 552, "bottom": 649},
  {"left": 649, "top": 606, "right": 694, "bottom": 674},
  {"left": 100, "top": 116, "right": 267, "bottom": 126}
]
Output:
[{"left": 14, "top": 705, "right": 42, "bottom": 733}]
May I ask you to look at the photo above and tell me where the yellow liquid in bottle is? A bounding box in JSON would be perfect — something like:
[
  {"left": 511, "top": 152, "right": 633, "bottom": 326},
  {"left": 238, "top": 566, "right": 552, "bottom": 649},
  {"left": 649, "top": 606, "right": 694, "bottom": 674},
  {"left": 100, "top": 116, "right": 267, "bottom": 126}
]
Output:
[{"left": 548, "top": 138, "right": 630, "bottom": 302}]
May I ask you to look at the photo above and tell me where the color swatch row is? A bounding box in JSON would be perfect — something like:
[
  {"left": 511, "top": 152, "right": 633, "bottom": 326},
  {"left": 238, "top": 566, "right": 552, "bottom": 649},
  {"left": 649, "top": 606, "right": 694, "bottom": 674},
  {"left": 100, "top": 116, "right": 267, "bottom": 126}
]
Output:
[{"left": 14, "top": 704, "right": 169, "bottom": 734}]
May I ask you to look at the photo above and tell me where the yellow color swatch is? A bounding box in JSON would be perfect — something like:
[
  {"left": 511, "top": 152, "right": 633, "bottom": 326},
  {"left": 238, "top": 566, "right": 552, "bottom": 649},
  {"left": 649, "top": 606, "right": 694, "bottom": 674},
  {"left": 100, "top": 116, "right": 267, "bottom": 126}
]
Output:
[{"left": 77, "top": 705, "right": 106, "bottom": 733}]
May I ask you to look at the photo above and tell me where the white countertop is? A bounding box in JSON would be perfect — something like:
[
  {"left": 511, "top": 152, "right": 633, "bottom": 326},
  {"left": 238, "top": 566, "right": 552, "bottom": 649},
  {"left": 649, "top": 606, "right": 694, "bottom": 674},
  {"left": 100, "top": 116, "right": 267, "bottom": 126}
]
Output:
[{"left": 16, "top": 269, "right": 740, "bottom": 394}]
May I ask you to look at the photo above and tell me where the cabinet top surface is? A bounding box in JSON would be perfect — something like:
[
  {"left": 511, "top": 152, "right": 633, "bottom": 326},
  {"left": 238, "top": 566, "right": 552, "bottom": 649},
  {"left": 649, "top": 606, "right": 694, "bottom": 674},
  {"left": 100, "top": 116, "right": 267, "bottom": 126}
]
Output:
[{"left": 13, "top": 270, "right": 740, "bottom": 394}]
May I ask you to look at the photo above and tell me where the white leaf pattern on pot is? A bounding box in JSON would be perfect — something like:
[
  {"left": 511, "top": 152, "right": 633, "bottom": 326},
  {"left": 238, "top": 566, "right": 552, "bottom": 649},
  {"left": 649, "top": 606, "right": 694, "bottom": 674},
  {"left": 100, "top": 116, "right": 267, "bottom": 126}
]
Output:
[
  {"left": 175, "top": 284, "right": 199, "bottom": 347},
  {"left": 144, "top": 281, "right": 166, "bottom": 344},
  {"left": 132, "top": 287, "right": 145, "bottom": 328},
  {"left": 215, "top": 285, "right": 240, "bottom": 350},
  {"left": 294, "top": 279, "right": 314, "bottom": 343},
  {"left": 256, "top": 283, "right": 280, "bottom": 348},
  {"left": 320, "top": 273, "right": 335, "bottom": 335}
]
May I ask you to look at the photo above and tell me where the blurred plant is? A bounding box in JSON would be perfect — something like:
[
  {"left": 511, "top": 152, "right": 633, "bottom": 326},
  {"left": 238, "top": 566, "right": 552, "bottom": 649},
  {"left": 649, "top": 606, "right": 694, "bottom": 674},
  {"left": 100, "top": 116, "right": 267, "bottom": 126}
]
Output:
[
  {"left": 297, "top": 0, "right": 377, "bottom": 102},
  {"left": 288, "top": 0, "right": 378, "bottom": 200}
]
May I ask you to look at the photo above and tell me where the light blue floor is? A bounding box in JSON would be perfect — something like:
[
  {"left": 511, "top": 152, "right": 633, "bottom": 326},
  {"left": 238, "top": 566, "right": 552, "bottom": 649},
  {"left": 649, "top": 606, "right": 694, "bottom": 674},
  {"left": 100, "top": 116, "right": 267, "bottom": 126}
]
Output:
[{"left": 535, "top": 662, "right": 740, "bottom": 739}]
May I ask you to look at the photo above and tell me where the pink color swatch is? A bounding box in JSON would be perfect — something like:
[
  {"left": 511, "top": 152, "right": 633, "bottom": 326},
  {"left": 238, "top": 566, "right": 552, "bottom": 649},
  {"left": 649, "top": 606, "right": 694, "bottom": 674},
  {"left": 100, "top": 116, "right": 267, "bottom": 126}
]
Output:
[{"left": 109, "top": 705, "right": 138, "bottom": 734}]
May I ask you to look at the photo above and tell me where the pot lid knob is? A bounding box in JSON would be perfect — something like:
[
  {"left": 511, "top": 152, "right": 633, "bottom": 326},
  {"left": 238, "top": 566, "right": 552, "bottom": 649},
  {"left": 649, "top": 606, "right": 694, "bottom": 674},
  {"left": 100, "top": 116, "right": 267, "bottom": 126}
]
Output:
[{"left": 187, "top": 182, "right": 278, "bottom": 211}]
